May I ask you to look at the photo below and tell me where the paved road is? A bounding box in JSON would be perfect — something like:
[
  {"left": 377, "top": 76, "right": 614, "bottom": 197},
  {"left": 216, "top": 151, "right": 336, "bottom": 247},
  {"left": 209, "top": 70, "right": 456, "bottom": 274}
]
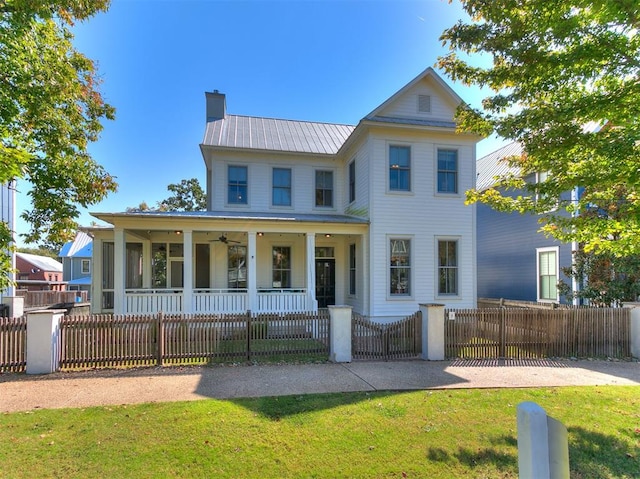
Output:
[{"left": 1, "top": 359, "right": 638, "bottom": 413}]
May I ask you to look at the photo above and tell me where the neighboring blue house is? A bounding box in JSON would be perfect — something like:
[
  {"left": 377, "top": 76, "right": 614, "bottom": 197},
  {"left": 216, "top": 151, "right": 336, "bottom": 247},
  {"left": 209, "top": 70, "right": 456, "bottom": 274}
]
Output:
[
  {"left": 59, "top": 231, "right": 93, "bottom": 298},
  {"left": 476, "top": 142, "right": 577, "bottom": 304}
]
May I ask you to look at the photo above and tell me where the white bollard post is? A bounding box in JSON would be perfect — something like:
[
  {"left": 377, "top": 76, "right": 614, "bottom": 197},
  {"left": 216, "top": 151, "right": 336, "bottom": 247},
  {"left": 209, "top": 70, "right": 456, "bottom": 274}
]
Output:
[
  {"left": 328, "top": 305, "right": 352, "bottom": 363},
  {"left": 26, "top": 309, "right": 65, "bottom": 374},
  {"left": 420, "top": 303, "right": 445, "bottom": 360},
  {"left": 517, "top": 402, "right": 569, "bottom": 479}
]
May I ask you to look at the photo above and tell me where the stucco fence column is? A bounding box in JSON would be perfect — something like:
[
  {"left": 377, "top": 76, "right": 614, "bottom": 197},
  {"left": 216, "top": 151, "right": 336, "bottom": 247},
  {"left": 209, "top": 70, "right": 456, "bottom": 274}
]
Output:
[
  {"left": 623, "top": 303, "right": 640, "bottom": 359},
  {"left": 419, "top": 303, "right": 445, "bottom": 360},
  {"left": 328, "top": 305, "right": 352, "bottom": 363},
  {"left": 26, "top": 309, "right": 65, "bottom": 374}
]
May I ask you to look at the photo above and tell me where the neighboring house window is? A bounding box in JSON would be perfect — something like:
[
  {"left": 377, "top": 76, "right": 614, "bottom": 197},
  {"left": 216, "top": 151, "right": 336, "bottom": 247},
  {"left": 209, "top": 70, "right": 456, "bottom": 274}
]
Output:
[
  {"left": 315, "top": 170, "right": 333, "bottom": 207},
  {"left": 389, "top": 145, "right": 411, "bottom": 191},
  {"left": 437, "top": 149, "right": 458, "bottom": 194},
  {"left": 272, "top": 168, "right": 292, "bottom": 206},
  {"left": 349, "top": 160, "right": 356, "bottom": 203},
  {"left": 228, "top": 165, "right": 248, "bottom": 204},
  {"left": 228, "top": 245, "right": 247, "bottom": 289},
  {"left": 272, "top": 246, "right": 291, "bottom": 288},
  {"left": 390, "top": 239, "right": 410, "bottom": 295},
  {"left": 349, "top": 243, "right": 356, "bottom": 295},
  {"left": 81, "top": 259, "right": 90, "bottom": 274},
  {"left": 438, "top": 240, "right": 458, "bottom": 295},
  {"left": 538, "top": 247, "right": 559, "bottom": 301}
]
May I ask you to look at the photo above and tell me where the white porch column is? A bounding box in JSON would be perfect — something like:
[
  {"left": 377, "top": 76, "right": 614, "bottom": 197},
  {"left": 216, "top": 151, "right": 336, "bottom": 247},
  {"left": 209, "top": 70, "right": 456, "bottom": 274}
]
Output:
[
  {"left": 183, "top": 229, "right": 193, "bottom": 313},
  {"left": 114, "top": 228, "right": 126, "bottom": 314},
  {"left": 306, "top": 232, "right": 317, "bottom": 311},
  {"left": 247, "top": 231, "right": 257, "bottom": 312}
]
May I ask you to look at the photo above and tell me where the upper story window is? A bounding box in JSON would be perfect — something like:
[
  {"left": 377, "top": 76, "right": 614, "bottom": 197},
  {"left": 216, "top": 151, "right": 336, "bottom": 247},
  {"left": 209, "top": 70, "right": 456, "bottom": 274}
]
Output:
[
  {"left": 389, "top": 145, "right": 411, "bottom": 192},
  {"left": 437, "top": 149, "right": 458, "bottom": 194},
  {"left": 417, "top": 94, "right": 431, "bottom": 113},
  {"left": 228, "top": 165, "right": 248, "bottom": 204},
  {"left": 315, "top": 170, "right": 333, "bottom": 208},
  {"left": 348, "top": 160, "right": 356, "bottom": 203},
  {"left": 272, "top": 167, "right": 292, "bottom": 207},
  {"left": 81, "top": 259, "right": 90, "bottom": 274}
]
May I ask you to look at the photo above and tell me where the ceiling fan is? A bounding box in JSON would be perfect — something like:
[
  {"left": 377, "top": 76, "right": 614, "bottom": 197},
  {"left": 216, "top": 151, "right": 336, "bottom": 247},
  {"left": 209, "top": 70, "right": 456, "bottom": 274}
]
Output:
[{"left": 211, "top": 234, "right": 241, "bottom": 244}]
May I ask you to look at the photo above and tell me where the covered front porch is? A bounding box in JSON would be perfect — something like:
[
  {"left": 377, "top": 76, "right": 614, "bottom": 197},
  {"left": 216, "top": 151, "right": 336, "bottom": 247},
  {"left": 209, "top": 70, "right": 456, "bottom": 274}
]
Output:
[{"left": 89, "top": 211, "right": 368, "bottom": 315}]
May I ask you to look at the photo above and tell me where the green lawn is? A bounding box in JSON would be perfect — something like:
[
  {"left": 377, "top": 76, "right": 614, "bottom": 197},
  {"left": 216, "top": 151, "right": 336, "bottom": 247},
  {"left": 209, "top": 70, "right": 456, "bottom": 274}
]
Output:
[{"left": 1, "top": 386, "right": 638, "bottom": 478}]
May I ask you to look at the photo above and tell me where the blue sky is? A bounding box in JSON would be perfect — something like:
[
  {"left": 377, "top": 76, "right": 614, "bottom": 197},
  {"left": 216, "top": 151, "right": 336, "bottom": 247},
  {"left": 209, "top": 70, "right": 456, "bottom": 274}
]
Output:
[{"left": 16, "top": 0, "right": 505, "bottom": 245}]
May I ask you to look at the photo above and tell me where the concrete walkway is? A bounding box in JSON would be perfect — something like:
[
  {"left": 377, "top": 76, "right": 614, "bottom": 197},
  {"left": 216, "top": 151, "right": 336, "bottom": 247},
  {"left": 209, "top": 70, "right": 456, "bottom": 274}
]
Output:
[{"left": 1, "top": 359, "right": 638, "bottom": 413}]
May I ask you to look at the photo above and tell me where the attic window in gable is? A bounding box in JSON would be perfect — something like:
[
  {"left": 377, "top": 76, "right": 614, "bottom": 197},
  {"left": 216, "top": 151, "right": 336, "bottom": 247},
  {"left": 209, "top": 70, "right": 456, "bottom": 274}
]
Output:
[{"left": 418, "top": 95, "right": 431, "bottom": 113}]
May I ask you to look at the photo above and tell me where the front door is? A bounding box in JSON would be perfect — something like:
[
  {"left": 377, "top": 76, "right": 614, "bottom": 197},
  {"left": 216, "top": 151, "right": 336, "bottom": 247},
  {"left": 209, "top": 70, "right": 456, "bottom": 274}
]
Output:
[{"left": 315, "top": 259, "right": 335, "bottom": 308}]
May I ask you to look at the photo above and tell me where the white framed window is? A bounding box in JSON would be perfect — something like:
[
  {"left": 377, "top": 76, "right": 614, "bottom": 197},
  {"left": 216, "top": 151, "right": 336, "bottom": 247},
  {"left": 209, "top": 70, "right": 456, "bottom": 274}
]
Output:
[
  {"left": 228, "top": 245, "right": 247, "bottom": 289},
  {"left": 81, "top": 259, "right": 90, "bottom": 274},
  {"left": 389, "top": 145, "right": 411, "bottom": 192},
  {"left": 389, "top": 238, "right": 411, "bottom": 296},
  {"left": 437, "top": 149, "right": 458, "bottom": 194},
  {"left": 228, "top": 165, "right": 248, "bottom": 205},
  {"left": 417, "top": 94, "right": 431, "bottom": 113},
  {"left": 315, "top": 170, "right": 333, "bottom": 207},
  {"left": 349, "top": 243, "right": 356, "bottom": 296},
  {"left": 272, "top": 246, "right": 291, "bottom": 288},
  {"left": 537, "top": 247, "right": 559, "bottom": 301},
  {"left": 348, "top": 160, "right": 356, "bottom": 203},
  {"left": 437, "top": 239, "right": 459, "bottom": 296},
  {"left": 272, "top": 167, "right": 292, "bottom": 207}
]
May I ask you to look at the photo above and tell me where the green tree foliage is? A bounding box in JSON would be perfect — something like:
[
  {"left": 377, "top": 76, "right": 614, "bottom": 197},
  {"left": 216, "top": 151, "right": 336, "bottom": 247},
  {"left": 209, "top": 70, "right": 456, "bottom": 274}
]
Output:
[
  {"left": 558, "top": 249, "right": 640, "bottom": 306},
  {"left": 439, "top": 0, "right": 640, "bottom": 257},
  {"left": 0, "top": 0, "right": 117, "bottom": 288},
  {"left": 157, "top": 178, "right": 206, "bottom": 212}
]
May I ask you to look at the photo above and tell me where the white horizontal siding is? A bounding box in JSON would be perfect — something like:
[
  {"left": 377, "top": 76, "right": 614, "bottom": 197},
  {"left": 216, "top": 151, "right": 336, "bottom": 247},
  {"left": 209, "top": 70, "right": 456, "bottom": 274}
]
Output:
[{"left": 376, "top": 77, "right": 457, "bottom": 123}]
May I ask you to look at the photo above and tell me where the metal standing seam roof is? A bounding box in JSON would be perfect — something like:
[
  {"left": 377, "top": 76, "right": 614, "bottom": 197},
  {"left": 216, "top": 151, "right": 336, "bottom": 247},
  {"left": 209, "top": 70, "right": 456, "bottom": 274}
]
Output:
[
  {"left": 202, "top": 115, "right": 355, "bottom": 155},
  {"left": 476, "top": 141, "right": 524, "bottom": 191},
  {"left": 16, "top": 252, "right": 63, "bottom": 273}
]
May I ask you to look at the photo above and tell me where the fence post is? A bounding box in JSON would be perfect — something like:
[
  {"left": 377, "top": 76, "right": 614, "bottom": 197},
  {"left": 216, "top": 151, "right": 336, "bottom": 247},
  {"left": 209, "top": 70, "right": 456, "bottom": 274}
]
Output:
[
  {"left": 517, "top": 402, "right": 569, "bottom": 479},
  {"left": 26, "top": 309, "right": 65, "bottom": 374},
  {"left": 328, "top": 305, "right": 352, "bottom": 362},
  {"left": 157, "top": 311, "right": 165, "bottom": 366},
  {"left": 2, "top": 296, "right": 24, "bottom": 318},
  {"left": 623, "top": 303, "right": 640, "bottom": 359},
  {"left": 420, "top": 303, "right": 445, "bottom": 360}
]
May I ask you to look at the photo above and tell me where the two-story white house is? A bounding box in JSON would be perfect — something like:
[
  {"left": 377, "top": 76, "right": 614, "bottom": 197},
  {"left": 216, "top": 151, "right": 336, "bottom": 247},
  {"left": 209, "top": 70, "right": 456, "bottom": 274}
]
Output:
[{"left": 88, "top": 67, "right": 482, "bottom": 320}]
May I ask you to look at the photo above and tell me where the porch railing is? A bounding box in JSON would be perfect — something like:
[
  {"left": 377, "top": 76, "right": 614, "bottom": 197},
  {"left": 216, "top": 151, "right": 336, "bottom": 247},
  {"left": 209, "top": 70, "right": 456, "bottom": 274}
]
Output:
[
  {"left": 126, "top": 289, "right": 183, "bottom": 314},
  {"left": 124, "top": 288, "right": 310, "bottom": 314},
  {"left": 257, "top": 289, "right": 308, "bottom": 313},
  {"left": 193, "top": 289, "right": 247, "bottom": 313}
]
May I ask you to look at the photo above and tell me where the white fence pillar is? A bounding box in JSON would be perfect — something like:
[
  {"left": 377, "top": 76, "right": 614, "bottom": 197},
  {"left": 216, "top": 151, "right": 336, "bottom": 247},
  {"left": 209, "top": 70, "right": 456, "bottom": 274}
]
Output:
[
  {"left": 2, "top": 296, "right": 24, "bottom": 318},
  {"left": 420, "top": 303, "right": 445, "bottom": 360},
  {"left": 517, "top": 402, "right": 569, "bottom": 479},
  {"left": 623, "top": 303, "right": 640, "bottom": 359},
  {"left": 26, "top": 309, "right": 65, "bottom": 374},
  {"left": 328, "top": 305, "right": 352, "bottom": 363}
]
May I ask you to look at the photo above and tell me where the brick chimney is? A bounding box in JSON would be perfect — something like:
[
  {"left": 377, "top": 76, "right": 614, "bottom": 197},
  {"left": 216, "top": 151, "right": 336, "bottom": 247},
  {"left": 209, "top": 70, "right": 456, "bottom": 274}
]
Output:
[{"left": 205, "top": 90, "right": 226, "bottom": 121}]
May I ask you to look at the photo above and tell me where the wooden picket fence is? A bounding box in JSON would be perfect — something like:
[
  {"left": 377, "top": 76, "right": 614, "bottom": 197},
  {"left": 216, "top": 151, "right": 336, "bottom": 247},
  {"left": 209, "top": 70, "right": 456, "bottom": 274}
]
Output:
[
  {"left": 352, "top": 311, "right": 422, "bottom": 360},
  {"left": 0, "top": 315, "right": 27, "bottom": 372},
  {"left": 445, "top": 307, "right": 631, "bottom": 360},
  {"left": 58, "top": 311, "right": 330, "bottom": 370}
]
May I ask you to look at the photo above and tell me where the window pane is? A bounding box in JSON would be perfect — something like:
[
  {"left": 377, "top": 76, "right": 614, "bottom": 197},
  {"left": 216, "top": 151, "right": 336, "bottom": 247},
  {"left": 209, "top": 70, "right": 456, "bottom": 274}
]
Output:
[
  {"left": 349, "top": 243, "right": 356, "bottom": 295},
  {"left": 273, "top": 168, "right": 292, "bottom": 206},
  {"left": 390, "top": 239, "right": 410, "bottom": 295},
  {"left": 349, "top": 161, "right": 356, "bottom": 203},
  {"left": 152, "top": 243, "right": 167, "bottom": 288},
  {"left": 315, "top": 170, "right": 333, "bottom": 207},
  {"left": 228, "top": 166, "right": 248, "bottom": 204},
  {"left": 389, "top": 146, "right": 410, "bottom": 191},
  {"left": 272, "top": 246, "right": 291, "bottom": 288},
  {"left": 126, "top": 243, "right": 143, "bottom": 289},
  {"left": 438, "top": 240, "right": 458, "bottom": 295},
  {"left": 437, "top": 150, "right": 458, "bottom": 193},
  {"left": 228, "top": 245, "right": 247, "bottom": 289}
]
